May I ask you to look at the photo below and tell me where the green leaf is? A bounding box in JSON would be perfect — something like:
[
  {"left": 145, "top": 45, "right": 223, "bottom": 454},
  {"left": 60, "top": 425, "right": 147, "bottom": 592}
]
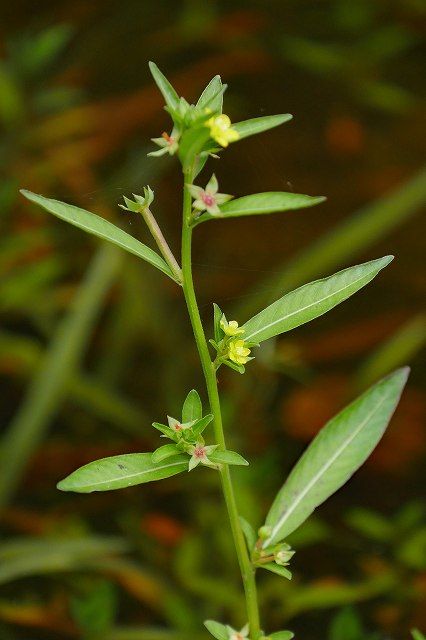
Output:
[
  {"left": 178, "top": 126, "right": 211, "bottom": 168},
  {"left": 204, "top": 620, "right": 229, "bottom": 640},
  {"left": 263, "top": 368, "right": 409, "bottom": 546},
  {"left": 213, "top": 303, "right": 225, "bottom": 343},
  {"left": 196, "top": 75, "right": 225, "bottom": 113},
  {"left": 182, "top": 389, "right": 202, "bottom": 423},
  {"left": 223, "top": 359, "right": 245, "bottom": 374},
  {"left": 57, "top": 453, "right": 189, "bottom": 493},
  {"left": 269, "top": 631, "right": 294, "bottom": 639},
  {"left": 233, "top": 114, "right": 293, "bottom": 140},
  {"left": 194, "top": 151, "right": 210, "bottom": 179},
  {"left": 20, "top": 190, "right": 176, "bottom": 281},
  {"left": 221, "top": 192, "right": 325, "bottom": 218},
  {"left": 148, "top": 61, "right": 180, "bottom": 112},
  {"left": 412, "top": 630, "right": 426, "bottom": 640},
  {"left": 242, "top": 256, "right": 394, "bottom": 344},
  {"left": 195, "top": 190, "right": 325, "bottom": 224},
  {"left": 239, "top": 516, "right": 257, "bottom": 551},
  {"left": 209, "top": 449, "right": 249, "bottom": 466},
  {"left": 151, "top": 444, "right": 181, "bottom": 463},
  {"left": 260, "top": 563, "right": 292, "bottom": 580},
  {"left": 152, "top": 421, "right": 174, "bottom": 439},
  {"left": 191, "top": 414, "right": 214, "bottom": 438}
]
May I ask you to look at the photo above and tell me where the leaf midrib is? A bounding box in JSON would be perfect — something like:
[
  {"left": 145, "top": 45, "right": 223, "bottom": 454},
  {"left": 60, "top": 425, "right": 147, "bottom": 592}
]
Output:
[
  {"left": 264, "top": 393, "right": 387, "bottom": 546},
  {"left": 66, "top": 458, "right": 188, "bottom": 490},
  {"left": 245, "top": 269, "right": 374, "bottom": 341}
]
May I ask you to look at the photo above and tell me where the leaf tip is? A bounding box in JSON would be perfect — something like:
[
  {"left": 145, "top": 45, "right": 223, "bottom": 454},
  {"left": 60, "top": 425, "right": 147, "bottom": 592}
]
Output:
[
  {"left": 382, "top": 254, "right": 394, "bottom": 266},
  {"left": 56, "top": 478, "right": 69, "bottom": 492}
]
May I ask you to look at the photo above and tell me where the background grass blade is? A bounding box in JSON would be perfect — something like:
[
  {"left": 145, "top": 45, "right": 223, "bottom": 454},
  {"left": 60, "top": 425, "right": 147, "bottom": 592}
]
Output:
[
  {"left": 0, "top": 537, "right": 128, "bottom": 585},
  {"left": 0, "top": 245, "right": 121, "bottom": 508},
  {"left": 20, "top": 190, "right": 175, "bottom": 280},
  {"left": 263, "top": 368, "right": 409, "bottom": 546},
  {"left": 242, "top": 256, "right": 392, "bottom": 343}
]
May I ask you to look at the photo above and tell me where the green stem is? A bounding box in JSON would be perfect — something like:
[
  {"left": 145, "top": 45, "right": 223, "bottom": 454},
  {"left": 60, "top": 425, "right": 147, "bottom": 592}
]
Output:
[
  {"left": 181, "top": 166, "right": 260, "bottom": 639},
  {"left": 141, "top": 206, "right": 183, "bottom": 284}
]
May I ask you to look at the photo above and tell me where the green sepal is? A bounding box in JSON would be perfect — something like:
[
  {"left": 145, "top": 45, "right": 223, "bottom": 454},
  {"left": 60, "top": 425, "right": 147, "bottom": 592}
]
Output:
[
  {"left": 182, "top": 389, "right": 203, "bottom": 422},
  {"left": 239, "top": 516, "right": 257, "bottom": 552},
  {"left": 412, "top": 631, "right": 426, "bottom": 640},
  {"left": 232, "top": 114, "right": 293, "bottom": 140},
  {"left": 209, "top": 449, "right": 249, "bottom": 466},
  {"left": 57, "top": 453, "right": 189, "bottom": 493},
  {"left": 204, "top": 620, "right": 228, "bottom": 640},
  {"left": 151, "top": 443, "right": 181, "bottom": 463},
  {"left": 148, "top": 61, "right": 180, "bottom": 113},
  {"left": 260, "top": 563, "right": 292, "bottom": 580}
]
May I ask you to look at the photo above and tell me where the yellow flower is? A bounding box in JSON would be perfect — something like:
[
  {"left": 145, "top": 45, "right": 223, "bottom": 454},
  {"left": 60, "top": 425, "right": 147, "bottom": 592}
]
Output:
[
  {"left": 206, "top": 114, "right": 240, "bottom": 147},
  {"left": 228, "top": 339, "right": 251, "bottom": 365},
  {"left": 220, "top": 317, "right": 244, "bottom": 337}
]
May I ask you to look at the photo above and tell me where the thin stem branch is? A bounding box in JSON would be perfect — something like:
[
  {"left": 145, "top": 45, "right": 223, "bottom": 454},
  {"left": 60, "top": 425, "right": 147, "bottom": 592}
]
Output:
[
  {"left": 181, "top": 165, "right": 261, "bottom": 640},
  {"left": 141, "top": 206, "right": 182, "bottom": 284}
]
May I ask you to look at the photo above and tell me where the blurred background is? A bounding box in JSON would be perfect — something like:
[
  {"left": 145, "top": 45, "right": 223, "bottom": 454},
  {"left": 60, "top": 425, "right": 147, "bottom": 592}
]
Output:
[{"left": 0, "top": 1, "right": 425, "bottom": 639}]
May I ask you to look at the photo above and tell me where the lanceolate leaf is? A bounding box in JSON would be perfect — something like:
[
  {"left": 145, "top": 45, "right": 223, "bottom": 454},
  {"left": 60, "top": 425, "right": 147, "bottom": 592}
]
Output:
[
  {"left": 261, "top": 563, "right": 292, "bottom": 580},
  {"left": 182, "top": 389, "right": 202, "bottom": 422},
  {"left": 218, "top": 191, "right": 326, "bottom": 218},
  {"left": 151, "top": 444, "right": 180, "bottom": 463},
  {"left": 196, "top": 75, "right": 224, "bottom": 113},
  {"left": 148, "top": 61, "right": 180, "bottom": 112},
  {"left": 233, "top": 114, "right": 293, "bottom": 139},
  {"left": 262, "top": 368, "right": 409, "bottom": 546},
  {"left": 209, "top": 449, "right": 249, "bottom": 466},
  {"left": 242, "top": 256, "right": 393, "bottom": 344},
  {"left": 57, "top": 453, "right": 188, "bottom": 493},
  {"left": 239, "top": 516, "right": 257, "bottom": 551},
  {"left": 204, "top": 620, "right": 228, "bottom": 640},
  {"left": 20, "top": 190, "right": 176, "bottom": 281}
]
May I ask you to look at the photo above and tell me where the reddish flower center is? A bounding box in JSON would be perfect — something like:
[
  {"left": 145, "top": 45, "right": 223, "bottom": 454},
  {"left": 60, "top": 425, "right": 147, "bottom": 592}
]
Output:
[
  {"left": 201, "top": 192, "right": 216, "bottom": 207},
  {"left": 162, "top": 132, "right": 175, "bottom": 145},
  {"left": 172, "top": 422, "right": 181, "bottom": 431},
  {"left": 194, "top": 446, "right": 206, "bottom": 458}
]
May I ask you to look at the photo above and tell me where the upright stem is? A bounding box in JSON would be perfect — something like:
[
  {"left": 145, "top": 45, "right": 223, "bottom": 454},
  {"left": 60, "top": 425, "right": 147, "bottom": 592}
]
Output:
[{"left": 181, "top": 166, "right": 260, "bottom": 639}]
